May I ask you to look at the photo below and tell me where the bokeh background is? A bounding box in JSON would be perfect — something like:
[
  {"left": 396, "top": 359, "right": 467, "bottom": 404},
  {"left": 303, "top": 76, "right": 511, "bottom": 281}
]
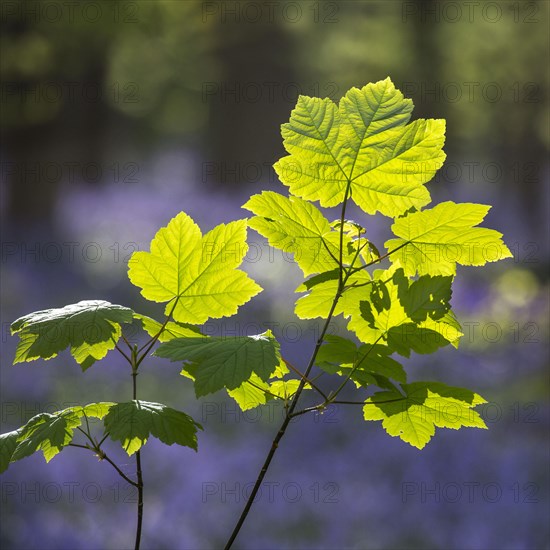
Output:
[{"left": 1, "top": 1, "right": 549, "bottom": 549}]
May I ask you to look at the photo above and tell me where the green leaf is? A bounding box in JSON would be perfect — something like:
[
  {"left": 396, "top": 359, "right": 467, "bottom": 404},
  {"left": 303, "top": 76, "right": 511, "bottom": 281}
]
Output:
[
  {"left": 363, "top": 382, "right": 487, "bottom": 449},
  {"left": 133, "top": 313, "right": 202, "bottom": 342},
  {"left": 227, "top": 373, "right": 270, "bottom": 411},
  {"left": 9, "top": 403, "right": 114, "bottom": 464},
  {"left": 300, "top": 268, "right": 340, "bottom": 291},
  {"left": 268, "top": 380, "right": 302, "bottom": 400},
  {"left": 295, "top": 269, "right": 371, "bottom": 319},
  {"left": 385, "top": 201, "right": 513, "bottom": 276},
  {"left": 346, "top": 265, "right": 460, "bottom": 356},
  {"left": 243, "top": 191, "right": 354, "bottom": 276},
  {"left": 80, "top": 402, "right": 115, "bottom": 419},
  {"left": 11, "top": 301, "right": 134, "bottom": 370},
  {"left": 155, "top": 331, "right": 280, "bottom": 396},
  {"left": 0, "top": 429, "right": 24, "bottom": 473},
  {"left": 274, "top": 78, "right": 446, "bottom": 217},
  {"left": 104, "top": 400, "right": 202, "bottom": 455},
  {"left": 398, "top": 273, "right": 453, "bottom": 322},
  {"left": 128, "top": 212, "right": 262, "bottom": 324},
  {"left": 226, "top": 357, "right": 311, "bottom": 410},
  {"left": 0, "top": 403, "right": 114, "bottom": 470},
  {"left": 8, "top": 411, "right": 73, "bottom": 464},
  {"left": 316, "top": 335, "right": 406, "bottom": 384}
]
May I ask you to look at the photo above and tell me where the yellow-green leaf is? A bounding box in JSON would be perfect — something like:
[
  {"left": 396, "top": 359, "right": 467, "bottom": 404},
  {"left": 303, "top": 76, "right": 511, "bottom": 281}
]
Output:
[
  {"left": 243, "top": 191, "right": 354, "bottom": 276},
  {"left": 274, "top": 78, "right": 446, "bottom": 217},
  {"left": 385, "top": 201, "right": 513, "bottom": 276},
  {"left": 128, "top": 213, "right": 261, "bottom": 324},
  {"left": 363, "top": 382, "right": 487, "bottom": 449}
]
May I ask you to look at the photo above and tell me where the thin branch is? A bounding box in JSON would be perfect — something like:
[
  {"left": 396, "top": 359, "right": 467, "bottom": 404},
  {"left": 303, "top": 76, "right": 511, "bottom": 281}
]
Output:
[
  {"left": 224, "top": 182, "right": 354, "bottom": 550},
  {"left": 327, "top": 335, "right": 384, "bottom": 403},
  {"left": 288, "top": 404, "right": 325, "bottom": 419},
  {"left": 131, "top": 341, "right": 144, "bottom": 550},
  {"left": 101, "top": 452, "right": 139, "bottom": 488},
  {"left": 283, "top": 358, "right": 328, "bottom": 400},
  {"left": 68, "top": 442, "right": 91, "bottom": 451},
  {"left": 348, "top": 242, "right": 409, "bottom": 274},
  {"left": 68, "top": 443, "right": 138, "bottom": 488},
  {"left": 320, "top": 237, "right": 341, "bottom": 266},
  {"left": 290, "top": 396, "right": 410, "bottom": 420},
  {"left": 121, "top": 333, "right": 134, "bottom": 351},
  {"left": 115, "top": 342, "right": 133, "bottom": 365},
  {"left": 338, "top": 182, "right": 353, "bottom": 287},
  {"left": 136, "top": 299, "right": 179, "bottom": 366},
  {"left": 76, "top": 426, "right": 96, "bottom": 448}
]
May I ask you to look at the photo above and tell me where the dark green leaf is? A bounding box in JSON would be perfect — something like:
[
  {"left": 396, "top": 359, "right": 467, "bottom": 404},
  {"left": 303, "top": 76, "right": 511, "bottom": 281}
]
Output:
[
  {"left": 11, "top": 301, "right": 134, "bottom": 370},
  {"left": 155, "top": 331, "right": 280, "bottom": 396},
  {"left": 104, "top": 400, "right": 202, "bottom": 455}
]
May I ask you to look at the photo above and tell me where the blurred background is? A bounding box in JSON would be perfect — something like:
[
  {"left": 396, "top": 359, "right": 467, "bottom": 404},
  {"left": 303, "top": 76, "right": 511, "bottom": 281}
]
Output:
[{"left": 0, "top": 1, "right": 548, "bottom": 549}]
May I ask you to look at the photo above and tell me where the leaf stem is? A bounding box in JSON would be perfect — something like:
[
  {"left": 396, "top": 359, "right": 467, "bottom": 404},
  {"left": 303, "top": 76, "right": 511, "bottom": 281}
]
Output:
[
  {"left": 282, "top": 358, "right": 328, "bottom": 400},
  {"left": 106, "top": 454, "right": 140, "bottom": 488},
  {"left": 114, "top": 342, "right": 133, "bottom": 365},
  {"left": 136, "top": 298, "right": 179, "bottom": 366},
  {"left": 326, "top": 335, "right": 384, "bottom": 403},
  {"left": 67, "top": 444, "right": 138, "bottom": 488},
  {"left": 338, "top": 181, "right": 352, "bottom": 287},
  {"left": 348, "top": 242, "right": 409, "bottom": 274},
  {"left": 320, "top": 237, "right": 341, "bottom": 266}
]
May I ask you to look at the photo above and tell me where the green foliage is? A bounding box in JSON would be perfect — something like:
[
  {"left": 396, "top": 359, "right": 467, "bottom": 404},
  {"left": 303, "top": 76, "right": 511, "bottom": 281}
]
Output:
[
  {"left": 104, "top": 401, "right": 202, "bottom": 455},
  {"left": 133, "top": 313, "right": 202, "bottom": 341},
  {"left": 0, "top": 401, "right": 201, "bottom": 472},
  {"left": 316, "top": 335, "right": 406, "bottom": 386},
  {"left": 243, "top": 191, "right": 353, "bottom": 276},
  {"left": 11, "top": 301, "right": 134, "bottom": 370},
  {"left": 363, "top": 382, "right": 487, "bottom": 449},
  {"left": 128, "top": 212, "right": 261, "bottom": 324},
  {"left": 155, "top": 331, "right": 280, "bottom": 396},
  {"left": 1, "top": 403, "right": 112, "bottom": 471},
  {"left": 226, "top": 362, "right": 309, "bottom": 411},
  {"left": 385, "top": 201, "right": 513, "bottom": 276},
  {"left": 2, "top": 77, "right": 512, "bottom": 548},
  {"left": 273, "top": 78, "right": 446, "bottom": 217}
]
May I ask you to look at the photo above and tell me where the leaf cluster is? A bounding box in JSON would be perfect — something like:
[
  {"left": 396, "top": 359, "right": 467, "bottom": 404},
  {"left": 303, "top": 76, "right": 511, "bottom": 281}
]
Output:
[{"left": 2, "top": 79, "right": 512, "bottom": 472}]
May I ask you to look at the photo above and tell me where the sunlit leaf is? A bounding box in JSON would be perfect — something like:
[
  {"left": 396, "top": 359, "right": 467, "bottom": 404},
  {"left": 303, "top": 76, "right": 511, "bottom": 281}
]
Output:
[
  {"left": 274, "top": 77, "right": 445, "bottom": 217},
  {"left": 385, "top": 201, "right": 513, "bottom": 276},
  {"left": 244, "top": 191, "right": 354, "bottom": 276},
  {"left": 128, "top": 213, "right": 261, "bottom": 324},
  {"left": 363, "top": 382, "right": 487, "bottom": 449},
  {"left": 10, "top": 301, "right": 134, "bottom": 371}
]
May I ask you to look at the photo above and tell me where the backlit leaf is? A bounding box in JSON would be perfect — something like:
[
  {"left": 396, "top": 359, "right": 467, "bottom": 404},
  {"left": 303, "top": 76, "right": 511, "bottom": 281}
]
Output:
[
  {"left": 128, "top": 213, "right": 261, "bottom": 324},
  {"left": 243, "top": 191, "right": 354, "bottom": 276},
  {"left": 155, "top": 331, "right": 280, "bottom": 396},
  {"left": 11, "top": 301, "right": 134, "bottom": 370},
  {"left": 104, "top": 400, "right": 202, "bottom": 455},
  {"left": 274, "top": 78, "right": 445, "bottom": 217},
  {"left": 363, "top": 382, "right": 487, "bottom": 449},
  {"left": 385, "top": 201, "right": 513, "bottom": 276}
]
